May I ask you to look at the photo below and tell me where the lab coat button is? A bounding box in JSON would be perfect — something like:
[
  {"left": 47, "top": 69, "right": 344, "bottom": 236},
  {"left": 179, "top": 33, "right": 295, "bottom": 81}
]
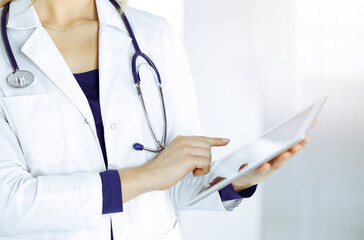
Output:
[
  {"left": 110, "top": 123, "right": 117, "bottom": 129},
  {"left": 84, "top": 119, "right": 89, "bottom": 124}
]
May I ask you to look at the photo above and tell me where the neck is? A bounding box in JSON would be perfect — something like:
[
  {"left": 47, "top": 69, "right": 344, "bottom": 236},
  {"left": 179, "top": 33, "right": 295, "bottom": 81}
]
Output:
[{"left": 33, "top": 0, "right": 98, "bottom": 28}]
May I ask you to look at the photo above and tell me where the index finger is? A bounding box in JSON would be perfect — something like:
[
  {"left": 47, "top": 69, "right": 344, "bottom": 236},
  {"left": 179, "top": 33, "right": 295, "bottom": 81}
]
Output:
[{"left": 199, "top": 136, "right": 230, "bottom": 147}]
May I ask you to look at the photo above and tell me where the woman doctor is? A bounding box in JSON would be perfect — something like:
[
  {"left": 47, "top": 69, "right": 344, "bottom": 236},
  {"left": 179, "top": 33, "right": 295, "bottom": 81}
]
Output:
[{"left": 0, "top": 0, "right": 309, "bottom": 239}]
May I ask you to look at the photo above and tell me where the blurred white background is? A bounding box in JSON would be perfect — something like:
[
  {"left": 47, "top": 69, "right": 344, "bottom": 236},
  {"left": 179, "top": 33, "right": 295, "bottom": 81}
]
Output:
[{"left": 129, "top": 0, "right": 364, "bottom": 239}]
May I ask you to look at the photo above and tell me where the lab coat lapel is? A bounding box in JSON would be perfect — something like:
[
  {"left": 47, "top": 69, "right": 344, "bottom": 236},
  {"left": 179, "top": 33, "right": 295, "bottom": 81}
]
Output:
[
  {"left": 98, "top": 27, "right": 131, "bottom": 122},
  {"left": 96, "top": 0, "right": 132, "bottom": 122},
  {"left": 20, "top": 26, "right": 97, "bottom": 136}
]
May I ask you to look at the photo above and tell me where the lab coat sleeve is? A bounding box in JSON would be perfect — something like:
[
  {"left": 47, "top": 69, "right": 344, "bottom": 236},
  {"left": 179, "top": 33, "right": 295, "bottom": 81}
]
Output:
[
  {"left": 162, "top": 21, "right": 243, "bottom": 211},
  {"left": 0, "top": 98, "right": 103, "bottom": 234}
]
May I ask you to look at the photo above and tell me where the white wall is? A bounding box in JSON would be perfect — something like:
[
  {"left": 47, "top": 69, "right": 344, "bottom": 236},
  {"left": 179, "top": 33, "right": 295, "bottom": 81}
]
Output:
[
  {"left": 247, "top": 0, "right": 364, "bottom": 239},
  {"left": 128, "top": 0, "right": 184, "bottom": 39}
]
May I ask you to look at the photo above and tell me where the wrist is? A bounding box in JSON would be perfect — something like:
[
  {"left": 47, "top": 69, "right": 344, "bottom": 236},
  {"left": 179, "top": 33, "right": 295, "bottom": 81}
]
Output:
[
  {"left": 232, "top": 182, "right": 255, "bottom": 192},
  {"left": 138, "top": 161, "right": 162, "bottom": 191},
  {"left": 137, "top": 163, "right": 160, "bottom": 192}
]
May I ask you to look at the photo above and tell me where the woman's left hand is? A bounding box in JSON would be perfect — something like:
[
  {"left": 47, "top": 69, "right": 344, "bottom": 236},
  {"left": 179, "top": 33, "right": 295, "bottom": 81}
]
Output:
[{"left": 231, "top": 136, "right": 310, "bottom": 192}]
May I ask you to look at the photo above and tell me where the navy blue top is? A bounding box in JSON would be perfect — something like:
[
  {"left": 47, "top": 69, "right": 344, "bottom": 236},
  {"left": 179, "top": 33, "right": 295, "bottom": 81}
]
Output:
[{"left": 73, "top": 69, "right": 257, "bottom": 215}]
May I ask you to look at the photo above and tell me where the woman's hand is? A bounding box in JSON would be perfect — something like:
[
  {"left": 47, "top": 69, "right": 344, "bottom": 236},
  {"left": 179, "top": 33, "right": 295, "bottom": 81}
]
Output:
[
  {"left": 232, "top": 119, "right": 318, "bottom": 192},
  {"left": 232, "top": 136, "right": 310, "bottom": 192},
  {"left": 144, "top": 136, "right": 230, "bottom": 191},
  {"left": 118, "top": 135, "right": 230, "bottom": 202}
]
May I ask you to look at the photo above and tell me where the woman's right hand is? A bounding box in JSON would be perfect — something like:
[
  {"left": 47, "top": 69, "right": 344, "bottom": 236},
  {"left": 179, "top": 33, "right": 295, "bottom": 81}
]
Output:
[
  {"left": 144, "top": 136, "right": 230, "bottom": 191},
  {"left": 118, "top": 136, "right": 230, "bottom": 202}
]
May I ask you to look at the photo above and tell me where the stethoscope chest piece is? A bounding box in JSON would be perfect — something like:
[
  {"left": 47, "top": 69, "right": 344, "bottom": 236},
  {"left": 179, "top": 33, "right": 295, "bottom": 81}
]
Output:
[{"left": 7, "top": 70, "right": 34, "bottom": 88}]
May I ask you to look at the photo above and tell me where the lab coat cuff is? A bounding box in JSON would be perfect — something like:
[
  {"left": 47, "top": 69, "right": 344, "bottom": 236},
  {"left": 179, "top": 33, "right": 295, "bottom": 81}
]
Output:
[
  {"left": 99, "top": 170, "right": 123, "bottom": 214},
  {"left": 219, "top": 184, "right": 258, "bottom": 201}
]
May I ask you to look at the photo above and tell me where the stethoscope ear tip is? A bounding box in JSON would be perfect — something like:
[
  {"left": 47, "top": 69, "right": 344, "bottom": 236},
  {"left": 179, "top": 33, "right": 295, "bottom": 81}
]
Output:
[{"left": 133, "top": 143, "right": 144, "bottom": 151}]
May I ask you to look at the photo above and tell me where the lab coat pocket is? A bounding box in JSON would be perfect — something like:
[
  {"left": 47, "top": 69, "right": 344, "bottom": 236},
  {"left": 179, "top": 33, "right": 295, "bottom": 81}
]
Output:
[
  {"left": 2, "top": 93, "right": 66, "bottom": 175},
  {"left": 158, "top": 219, "right": 181, "bottom": 240}
]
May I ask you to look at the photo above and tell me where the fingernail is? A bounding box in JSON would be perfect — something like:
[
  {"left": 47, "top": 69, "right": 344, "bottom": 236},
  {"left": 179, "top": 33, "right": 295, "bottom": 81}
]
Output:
[{"left": 221, "top": 138, "right": 230, "bottom": 143}]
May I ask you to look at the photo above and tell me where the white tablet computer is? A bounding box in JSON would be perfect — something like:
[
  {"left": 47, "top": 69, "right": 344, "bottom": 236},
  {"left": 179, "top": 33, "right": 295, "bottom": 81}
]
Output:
[{"left": 187, "top": 97, "right": 327, "bottom": 206}]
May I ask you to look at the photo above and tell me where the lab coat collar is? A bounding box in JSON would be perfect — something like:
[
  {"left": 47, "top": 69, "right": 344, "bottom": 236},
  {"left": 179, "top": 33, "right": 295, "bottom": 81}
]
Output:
[
  {"left": 95, "top": 0, "right": 128, "bottom": 32},
  {"left": 6, "top": 0, "right": 40, "bottom": 29},
  {"left": 6, "top": 0, "right": 128, "bottom": 32}
]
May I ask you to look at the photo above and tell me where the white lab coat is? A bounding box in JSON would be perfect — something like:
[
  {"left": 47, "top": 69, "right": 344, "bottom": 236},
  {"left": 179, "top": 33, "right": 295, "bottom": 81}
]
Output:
[{"left": 0, "top": 0, "right": 242, "bottom": 239}]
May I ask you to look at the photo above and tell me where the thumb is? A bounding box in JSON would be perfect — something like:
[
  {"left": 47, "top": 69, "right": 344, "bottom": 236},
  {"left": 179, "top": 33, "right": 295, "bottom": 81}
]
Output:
[{"left": 193, "top": 168, "right": 207, "bottom": 177}]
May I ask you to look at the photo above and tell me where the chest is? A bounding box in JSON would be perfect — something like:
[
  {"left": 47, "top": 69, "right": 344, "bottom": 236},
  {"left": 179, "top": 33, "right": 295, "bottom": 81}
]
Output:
[{"left": 45, "top": 21, "right": 99, "bottom": 73}]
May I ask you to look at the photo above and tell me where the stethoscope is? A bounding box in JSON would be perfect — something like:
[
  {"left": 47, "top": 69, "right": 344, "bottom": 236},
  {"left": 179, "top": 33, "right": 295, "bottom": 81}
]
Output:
[{"left": 1, "top": 0, "right": 167, "bottom": 153}]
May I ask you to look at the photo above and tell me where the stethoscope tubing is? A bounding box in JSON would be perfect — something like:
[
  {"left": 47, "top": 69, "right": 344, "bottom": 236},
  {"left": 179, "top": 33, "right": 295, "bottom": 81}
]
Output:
[
  {"left": 1, "top": 3, "right": 19, "bottom": 72},
  {"left": 120, "top": 3, "right": 167, "bottom": 152}
]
